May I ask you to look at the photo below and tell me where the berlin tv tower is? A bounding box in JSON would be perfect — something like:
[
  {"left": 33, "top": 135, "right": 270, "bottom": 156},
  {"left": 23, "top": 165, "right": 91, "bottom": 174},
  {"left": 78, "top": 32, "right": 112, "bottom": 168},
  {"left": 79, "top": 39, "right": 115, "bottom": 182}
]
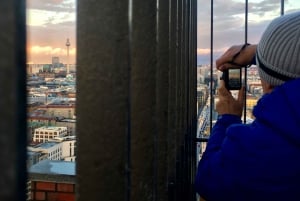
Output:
[{"left": 66, "top": 38, "right": 71, "bottom": 74}]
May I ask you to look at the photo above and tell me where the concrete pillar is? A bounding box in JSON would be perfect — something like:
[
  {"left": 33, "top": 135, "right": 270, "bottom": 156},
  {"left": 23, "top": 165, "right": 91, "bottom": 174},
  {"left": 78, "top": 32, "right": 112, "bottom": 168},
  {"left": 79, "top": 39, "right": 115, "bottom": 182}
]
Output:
[
  {"left": 77, "top": 0, "right": 197, "bottom": 200},
  {"left": 0, "top": 1, "right": 27, "bottom": 201},
  {"left": 167, "top": 1, "right": 179, "bottom": 200},
  {"left": 129, "top": 1, "right": 157, "bottom": 200},
  {"left": 156, "top": 1, "right": 170, "bottom": 200},
  {"left": 76, "top": 0, "right": 129, "bottom": 200}
]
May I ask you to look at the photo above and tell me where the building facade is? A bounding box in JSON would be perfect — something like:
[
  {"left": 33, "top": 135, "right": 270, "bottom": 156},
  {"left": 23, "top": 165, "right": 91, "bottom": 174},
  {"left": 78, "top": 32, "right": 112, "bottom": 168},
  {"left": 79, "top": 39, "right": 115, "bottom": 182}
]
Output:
[
  {"left": 33, "top": 127, "right": 68, "bottom": 143},
  {"left": 28, "top": 160, "right": 75, "bottom": 201},
  {"left": 28, "top": 142, "right": 63, "bottom": 161}
]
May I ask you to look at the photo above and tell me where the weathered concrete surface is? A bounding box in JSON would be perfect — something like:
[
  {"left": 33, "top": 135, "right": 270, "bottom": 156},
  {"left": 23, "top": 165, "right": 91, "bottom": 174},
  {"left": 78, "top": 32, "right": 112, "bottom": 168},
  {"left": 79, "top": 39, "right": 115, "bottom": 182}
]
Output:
[
  {"left": 0, "top": 1, "right": 27, "bottom": 201},
  {"left": 77, "top": 0, "right": 197, "bottom": 200}
]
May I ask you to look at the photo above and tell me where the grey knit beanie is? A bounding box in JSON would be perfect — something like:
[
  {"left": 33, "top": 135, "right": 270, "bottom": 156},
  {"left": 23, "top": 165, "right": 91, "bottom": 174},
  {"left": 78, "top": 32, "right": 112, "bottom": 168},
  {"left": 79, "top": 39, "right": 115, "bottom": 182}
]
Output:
[{"left": 256, "top": 11, "right": 300, "bottom": 86}]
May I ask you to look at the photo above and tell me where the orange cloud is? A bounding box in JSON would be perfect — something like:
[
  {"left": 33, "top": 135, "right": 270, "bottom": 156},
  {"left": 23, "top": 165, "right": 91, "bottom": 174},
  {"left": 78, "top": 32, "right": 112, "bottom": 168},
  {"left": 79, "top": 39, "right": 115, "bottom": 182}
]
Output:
[
  {"left": 197, "top": 48, "right": 211, "bottom": 55},
  {"left": 27, "top": 45, "right": 76, "bottom": 64}
]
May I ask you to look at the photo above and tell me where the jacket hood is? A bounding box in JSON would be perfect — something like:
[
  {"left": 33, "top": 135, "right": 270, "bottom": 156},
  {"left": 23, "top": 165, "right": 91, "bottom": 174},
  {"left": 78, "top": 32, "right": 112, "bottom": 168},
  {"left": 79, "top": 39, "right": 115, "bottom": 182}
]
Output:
[{"left": 253, "top": 78, "right": 300, "bottom": 146}]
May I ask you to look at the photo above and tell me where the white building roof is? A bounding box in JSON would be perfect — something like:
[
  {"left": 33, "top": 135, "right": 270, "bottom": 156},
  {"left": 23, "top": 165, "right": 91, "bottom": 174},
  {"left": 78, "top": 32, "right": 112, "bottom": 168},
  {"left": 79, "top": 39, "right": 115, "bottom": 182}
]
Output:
[{"left": 35, "top": 126, "right": 67, "bottom": 131}]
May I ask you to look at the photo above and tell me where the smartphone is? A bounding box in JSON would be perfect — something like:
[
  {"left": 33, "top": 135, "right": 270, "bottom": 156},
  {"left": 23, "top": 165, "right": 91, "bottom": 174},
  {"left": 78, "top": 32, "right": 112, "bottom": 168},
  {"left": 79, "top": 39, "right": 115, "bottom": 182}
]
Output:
[{"left": 222, "top": 68, "right": 242, "bottom": 90}]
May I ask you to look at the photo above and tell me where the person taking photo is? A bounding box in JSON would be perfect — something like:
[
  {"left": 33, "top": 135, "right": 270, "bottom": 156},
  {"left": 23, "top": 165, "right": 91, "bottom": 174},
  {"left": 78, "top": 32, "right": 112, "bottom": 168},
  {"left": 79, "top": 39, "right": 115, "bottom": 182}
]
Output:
[{"left": 195, "top": 11, "right": 300, "bottom": 201}]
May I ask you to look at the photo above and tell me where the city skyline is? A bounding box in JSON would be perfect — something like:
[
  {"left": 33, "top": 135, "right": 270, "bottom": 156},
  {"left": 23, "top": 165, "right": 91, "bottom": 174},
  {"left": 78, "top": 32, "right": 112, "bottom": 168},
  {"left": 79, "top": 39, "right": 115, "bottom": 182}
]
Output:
[
  {"left": 197, "top": 0, "right": 300, "bottom": 64},
  {"left": 26, "top": 0, "right": 300, "bottom": 65},
  {"left": 26, "top": 0, "right": 76, "bottom": 64}
]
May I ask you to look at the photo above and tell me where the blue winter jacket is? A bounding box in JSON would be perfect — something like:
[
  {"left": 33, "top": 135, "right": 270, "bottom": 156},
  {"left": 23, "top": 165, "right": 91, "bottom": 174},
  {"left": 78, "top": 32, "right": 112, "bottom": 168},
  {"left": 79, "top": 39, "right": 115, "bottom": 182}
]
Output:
[{"left": 195, "top": 78, "right": 300, "bottom": 201}]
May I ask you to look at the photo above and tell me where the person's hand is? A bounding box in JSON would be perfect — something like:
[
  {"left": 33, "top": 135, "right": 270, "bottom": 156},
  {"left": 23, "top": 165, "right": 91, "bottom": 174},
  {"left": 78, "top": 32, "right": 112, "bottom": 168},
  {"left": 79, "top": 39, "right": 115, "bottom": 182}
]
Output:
[
  {"left": 216, "top": 44, "right": 257, "bottom": 71},
  {"left": 216, "top": 80, "right": 245, "bottom": 117}
]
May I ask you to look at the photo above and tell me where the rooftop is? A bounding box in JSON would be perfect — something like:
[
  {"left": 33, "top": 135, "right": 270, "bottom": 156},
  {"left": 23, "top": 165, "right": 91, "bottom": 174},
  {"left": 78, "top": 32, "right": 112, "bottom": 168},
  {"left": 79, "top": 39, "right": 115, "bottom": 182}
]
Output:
[
  {"left": 28, "top": 160, "right": 76, "bottom": 184},
  {"left": 29, "top": 159, "right": 75, "bottom": 176},
  {"left": 35, "top": 126, "right": 67, "bottom": 131},
  {"left": 34, "top": 142, "right": 60, "bottom": 149},
  {"left": 27, "top": 150, "right": 42, "bottom": 156}
]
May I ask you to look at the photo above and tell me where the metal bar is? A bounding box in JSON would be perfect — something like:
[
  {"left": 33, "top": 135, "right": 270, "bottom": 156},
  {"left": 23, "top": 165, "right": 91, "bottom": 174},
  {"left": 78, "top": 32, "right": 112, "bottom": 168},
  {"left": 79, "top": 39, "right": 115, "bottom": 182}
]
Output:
[
  {"left": 189, "top": 0, "right": 197, "bottom": 200},
  {"left": 210, "top": 0, "right": 214, "bottom": 132},
  {"left": 243, "top": 0, "right": 248, "bottom": 123},
  {"left": 126, "top": 0, "right": 133, "bottom": 200},
  {"left": 281, "top": 0, "right": 284, "bottom": 15},
  {"left": 167, "top": 0, "right": 177, "bottom": 199},
  {"left": 153, "top": 0, "right": 159, "bottom": 199},
  {"left": 191, "top": 1, "right": 198, "bottom": 200},
  {"left": 184, "top": 0, "right": 190, "bottom": 194},
  {"left": 16, "top": 1, "right": 27, "bottom": 200},
  {"left": 185, "top": 0, "right": 190, "bottom": 183}
]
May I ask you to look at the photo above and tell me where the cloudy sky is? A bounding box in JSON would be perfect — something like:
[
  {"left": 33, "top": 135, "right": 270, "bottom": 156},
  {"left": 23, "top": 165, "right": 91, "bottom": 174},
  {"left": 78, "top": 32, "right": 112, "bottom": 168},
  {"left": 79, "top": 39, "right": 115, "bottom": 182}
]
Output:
[
  {"left": 198, "top": 0, "right": 300, "bottom": 64},
  {"left": 26, "top": 0, "right": 300, "bottom": 64},
  {"left": 26, "top": 0, "right": 76, "bottom": 64}
]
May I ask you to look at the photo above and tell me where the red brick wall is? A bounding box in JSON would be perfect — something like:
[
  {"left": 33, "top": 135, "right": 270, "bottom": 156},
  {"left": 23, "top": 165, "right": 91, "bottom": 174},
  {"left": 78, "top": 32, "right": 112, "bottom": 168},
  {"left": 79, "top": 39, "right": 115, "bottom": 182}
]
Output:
[{"left": 30, "top": 181, "right": 75, "bottom": 201}]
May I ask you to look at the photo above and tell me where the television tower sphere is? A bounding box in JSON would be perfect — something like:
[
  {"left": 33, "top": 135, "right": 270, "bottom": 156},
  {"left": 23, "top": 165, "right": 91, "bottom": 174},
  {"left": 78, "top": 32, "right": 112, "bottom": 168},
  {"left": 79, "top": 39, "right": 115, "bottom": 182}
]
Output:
[{"left": 66, "top": 38, "right": 70, "bottom": 47}]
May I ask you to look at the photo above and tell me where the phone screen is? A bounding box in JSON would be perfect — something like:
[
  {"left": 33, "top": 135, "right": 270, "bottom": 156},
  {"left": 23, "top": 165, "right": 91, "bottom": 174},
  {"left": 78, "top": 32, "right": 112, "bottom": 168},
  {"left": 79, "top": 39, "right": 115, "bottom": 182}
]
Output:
[{"left": 223, "top": 69, "right": 241, "bottom": 90}]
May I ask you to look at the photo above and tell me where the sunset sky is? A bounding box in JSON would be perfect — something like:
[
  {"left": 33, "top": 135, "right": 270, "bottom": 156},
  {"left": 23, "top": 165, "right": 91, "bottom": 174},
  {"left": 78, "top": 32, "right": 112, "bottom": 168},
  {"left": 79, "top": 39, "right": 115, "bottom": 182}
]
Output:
[
  {"left": 197, "top": 0, "right": 300, "bottom": 64},
  {"left": 26, "top": 0, "right": 300, "bottom": 65},
  {"left": 26, "top": 0, "right": 76, "bottom": 64}
]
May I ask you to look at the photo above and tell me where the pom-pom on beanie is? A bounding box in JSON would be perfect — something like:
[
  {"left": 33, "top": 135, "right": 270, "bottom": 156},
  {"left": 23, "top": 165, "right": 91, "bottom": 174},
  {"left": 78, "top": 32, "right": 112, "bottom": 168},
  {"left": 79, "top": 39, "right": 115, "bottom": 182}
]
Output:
[{"left": 256, "top": 11, "right": 300, "bottom": 86}]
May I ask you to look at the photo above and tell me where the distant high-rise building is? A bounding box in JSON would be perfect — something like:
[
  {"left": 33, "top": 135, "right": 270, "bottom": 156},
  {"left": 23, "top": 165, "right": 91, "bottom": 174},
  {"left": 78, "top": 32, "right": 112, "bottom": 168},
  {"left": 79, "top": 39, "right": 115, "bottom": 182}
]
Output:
[
  {"left": 66, "top": 38, "right": 71, "bottom": 74},
  {"left": 52, "top": 56, "right": 60, "bottom": 67}
]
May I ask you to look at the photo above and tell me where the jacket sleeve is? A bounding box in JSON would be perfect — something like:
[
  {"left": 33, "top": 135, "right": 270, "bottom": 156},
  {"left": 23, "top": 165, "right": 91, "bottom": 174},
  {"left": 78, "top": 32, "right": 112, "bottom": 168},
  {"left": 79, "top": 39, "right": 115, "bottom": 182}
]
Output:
[{"left": 195, "top": 114, "right": 242, "bottom": 200}]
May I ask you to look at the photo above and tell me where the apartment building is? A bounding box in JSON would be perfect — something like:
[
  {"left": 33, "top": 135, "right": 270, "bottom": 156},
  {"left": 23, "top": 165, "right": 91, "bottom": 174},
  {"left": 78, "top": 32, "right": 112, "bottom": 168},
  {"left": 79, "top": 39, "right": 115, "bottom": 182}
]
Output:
[
  {"left": 28, "top": 142, "right": 63, "bottom": 161},
  {"left": 33, "top": 126, "right": 68, "bottom": 143},
  {"left": 38, "top": 104, "right": 76, "bottom": 119},
  {"left": 49, "top": 136, "right": 76, "bottom": 162}
]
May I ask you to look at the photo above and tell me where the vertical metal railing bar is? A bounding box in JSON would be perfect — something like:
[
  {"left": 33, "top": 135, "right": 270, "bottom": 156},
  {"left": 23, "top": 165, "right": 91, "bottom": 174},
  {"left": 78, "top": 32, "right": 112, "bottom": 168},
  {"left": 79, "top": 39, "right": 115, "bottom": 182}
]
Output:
[
  {"left": 184, "top": 0, "right": 190, "bottom": 197},
  {"left": 189, "top": 0, "right": 193, "bottom": 199},
  {"left": 193, "top": 0, "right": 198, "bottom": 199},
  {"left": 243, "top": 0, "right": 248, "bottom": 123},
  {"left": 210, "top": 0, "right": 214, "bottom": 131},
  {"left": 192, "top": 1, "right": 198, "bottom": 200},
  {"left": 191, "top": 0, "right": 195, "bottom": 172},
  {"left": 281, "top": 0, "right": 284, "bottom": 15},
  {"left": 153, "top": 1, "right": 160, "bottom": 200},
  {"left": 188, "top": 0, "right": 197, "bottom": 200},
  {"left": 16, "top": 1, "right": 28, "bottom": 200},
  {"left": 167, "top": 1, "right": 177, "bottom": 200},
  {"left": 175, "top": 0, "right": 182, "bottom": 199},
  {"left": 181, "top": 2, "right": 186, "bottom": 189},
  {"left": 126, "top": 0, "right": 133, "bottom": 200},
  {"left": 185, "top": 0, "right": 194, "bottom": 199}
]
